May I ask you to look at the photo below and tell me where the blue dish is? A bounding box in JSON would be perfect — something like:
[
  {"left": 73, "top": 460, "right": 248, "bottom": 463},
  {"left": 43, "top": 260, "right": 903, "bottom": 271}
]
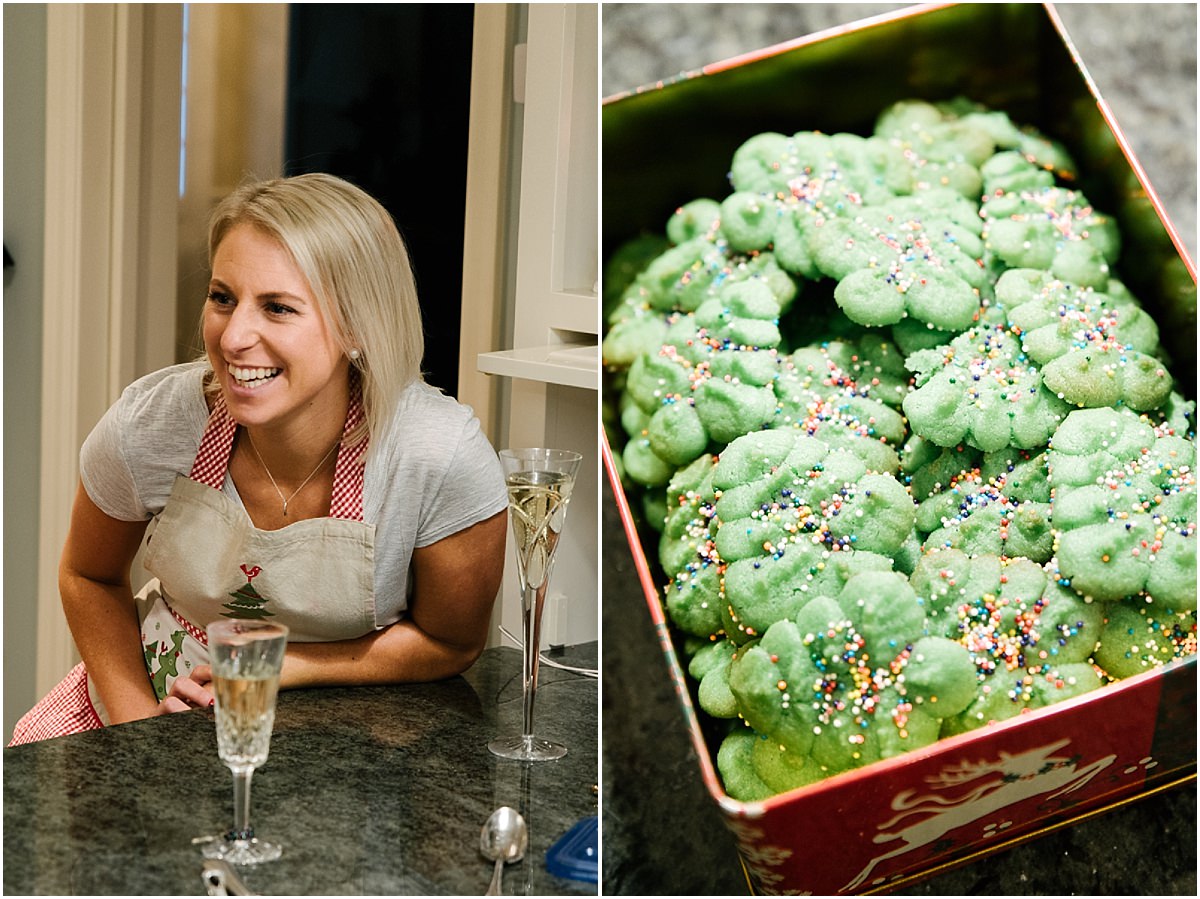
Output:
[{"left": 546, "top": 815, "right": 598, "bottom": 883}]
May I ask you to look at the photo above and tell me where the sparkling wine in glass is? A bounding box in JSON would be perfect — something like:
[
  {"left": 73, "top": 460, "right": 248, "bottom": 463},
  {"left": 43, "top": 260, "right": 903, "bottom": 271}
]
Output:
[
  {"left": 200, "top": 619, "right": 288, "bottom": 865},
  {"left": 489, "top": 448, "right": 582, "bottom": 762}
]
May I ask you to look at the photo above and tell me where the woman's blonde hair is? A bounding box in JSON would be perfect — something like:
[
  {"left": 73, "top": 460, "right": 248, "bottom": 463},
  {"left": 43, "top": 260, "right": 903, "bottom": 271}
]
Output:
[{"left": 205, "top": 173, "right": 425, "bottom": 449}]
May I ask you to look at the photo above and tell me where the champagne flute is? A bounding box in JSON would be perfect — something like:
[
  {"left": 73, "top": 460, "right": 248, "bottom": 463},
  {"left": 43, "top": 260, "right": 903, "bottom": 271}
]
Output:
[
  {"left": 200, "top": 619, "right": 288, "bottom": 865},
  {"left": 489, "top": 448, "right": 582, "bottom": 761}
]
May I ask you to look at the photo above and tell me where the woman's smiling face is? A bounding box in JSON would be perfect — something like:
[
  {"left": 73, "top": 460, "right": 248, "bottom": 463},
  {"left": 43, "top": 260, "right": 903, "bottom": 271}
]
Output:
[{"left": 204, "top": 223, "right": 350, "bottom": 434}]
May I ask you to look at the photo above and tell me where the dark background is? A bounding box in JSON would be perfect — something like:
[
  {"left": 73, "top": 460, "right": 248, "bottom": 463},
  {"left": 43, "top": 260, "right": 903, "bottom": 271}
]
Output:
[{"left": 284, "top": 4, "right": 475, "bottom": 399}]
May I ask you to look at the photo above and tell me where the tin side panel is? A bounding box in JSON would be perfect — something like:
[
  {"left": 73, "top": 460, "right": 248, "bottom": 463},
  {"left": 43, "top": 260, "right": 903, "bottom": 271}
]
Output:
[{"left": 727, "top": 662, "right": 1192, "bottom": 894}]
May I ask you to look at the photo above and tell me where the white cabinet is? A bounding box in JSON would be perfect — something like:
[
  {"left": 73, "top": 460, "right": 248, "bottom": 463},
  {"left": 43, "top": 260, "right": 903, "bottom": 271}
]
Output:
[
  {"left": 467, "top": 4, "right": 598, "bottom": 649},
  {"left": 478, "top": 3, "right": 598, "bottom": 391}
]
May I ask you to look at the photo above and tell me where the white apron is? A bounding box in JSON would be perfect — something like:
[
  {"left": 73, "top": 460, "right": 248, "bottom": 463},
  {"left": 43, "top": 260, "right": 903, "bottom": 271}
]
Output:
[{"left": 10, "top": 388, "right": 375, "bottom": 744}]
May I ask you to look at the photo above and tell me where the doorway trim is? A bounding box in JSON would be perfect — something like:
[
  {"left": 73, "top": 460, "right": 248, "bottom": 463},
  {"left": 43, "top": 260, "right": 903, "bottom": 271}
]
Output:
[{"left": 37, "top": 4, "right": 180, "bottom": 693}]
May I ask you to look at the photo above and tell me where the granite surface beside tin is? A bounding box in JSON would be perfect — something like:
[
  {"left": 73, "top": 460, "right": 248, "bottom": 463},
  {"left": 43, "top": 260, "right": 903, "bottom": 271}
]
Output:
[
  {"left": 601, "top": 4, "right": 1196, "bottom": 896},
  {"left": 3, "top": 644, "right": 598, "bottom": 896}
]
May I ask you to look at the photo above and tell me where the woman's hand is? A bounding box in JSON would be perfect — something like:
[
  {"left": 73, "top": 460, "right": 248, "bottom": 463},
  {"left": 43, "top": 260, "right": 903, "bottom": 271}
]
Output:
[{"left": 157, "top": 665, "right": 214, "bottom": 714}]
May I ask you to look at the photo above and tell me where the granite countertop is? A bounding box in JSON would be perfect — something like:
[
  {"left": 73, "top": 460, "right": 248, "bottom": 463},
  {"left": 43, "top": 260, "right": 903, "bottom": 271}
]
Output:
[
  {"left": 601, "top": 3, "right": 1196, "bottom": 896},
  {"left": 4, "top": 643, "right": 598, "bottom": 896}
]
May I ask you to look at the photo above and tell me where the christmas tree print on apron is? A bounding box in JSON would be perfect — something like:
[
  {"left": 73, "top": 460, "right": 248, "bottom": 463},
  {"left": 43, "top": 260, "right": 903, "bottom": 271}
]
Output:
[
  {"left": 144, "top": 631, "right": 187, "bottom": 701},
  {"left": 223, "top": 564, "right": 275, "bottom": 620}
]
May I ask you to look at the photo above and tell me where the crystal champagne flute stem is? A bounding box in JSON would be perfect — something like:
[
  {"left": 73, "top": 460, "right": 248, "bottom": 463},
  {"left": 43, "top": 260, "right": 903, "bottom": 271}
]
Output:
[
  {"left": 519, "top": 577, "right": 547, "bottom": 745},
  {"left": 200, "top": 619, "right": 287, "bottom": 864},
  {"left": 230, "top": 767, "right": 255, "bottom": 841}
]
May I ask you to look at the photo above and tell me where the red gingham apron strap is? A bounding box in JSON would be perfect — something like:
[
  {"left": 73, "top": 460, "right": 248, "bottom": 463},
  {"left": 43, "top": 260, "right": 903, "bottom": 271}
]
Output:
[
  {"left": 188, "top": 392, "right": 238, "bottom": 490},
  {"left": 188, "top": 380, "right": 366, "bottom": 520},
  {"left": 330, "top": 382, "right": 367, "bottom": 522}
]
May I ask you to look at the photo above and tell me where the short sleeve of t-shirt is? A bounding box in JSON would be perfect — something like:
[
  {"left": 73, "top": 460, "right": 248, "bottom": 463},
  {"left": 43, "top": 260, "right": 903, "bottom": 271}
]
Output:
[
  {"left": 79, "top": 362, "right": 211, "bottom": 521},
  {"left": 364, "top": 380, "right": 508, "bottom": 546},
  {"left": 363, "top": 381, "right": 508, "bottom": 621},
  {"left": 412, "top": 405, "right": 508, "bottom": 548}
]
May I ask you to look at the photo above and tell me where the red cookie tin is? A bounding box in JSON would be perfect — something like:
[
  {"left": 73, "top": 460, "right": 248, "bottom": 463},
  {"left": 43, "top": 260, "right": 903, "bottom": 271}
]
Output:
[{"left": 602, "top": 3, "right": 1196, "bottom": 893}]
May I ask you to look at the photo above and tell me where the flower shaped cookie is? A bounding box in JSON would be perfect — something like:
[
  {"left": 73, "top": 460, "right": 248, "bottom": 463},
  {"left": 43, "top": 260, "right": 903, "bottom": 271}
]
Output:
[
  {"left": 995, "top": 268, "right": 1172, "bottom": 411},
  {"left": 811, "top": 199, "right": 987, "bottom": 331},
  {"left": 771, "top": 335, "right": 909, "bottom": 474},
  {"left": 726, "top": 571, "right": 975, "bottom": 791},
  {"left": 1047, "top": 406, "right": 1196, "bottom": 607},
  {"left": 903, "top": 321, "right": 1071, "bottom": 452},
  {"left": 711, "top": 430, "right": 916, "bottom": 640},
  {"left": 909, "top": 549, "right": 1106, "bottom": 735}
]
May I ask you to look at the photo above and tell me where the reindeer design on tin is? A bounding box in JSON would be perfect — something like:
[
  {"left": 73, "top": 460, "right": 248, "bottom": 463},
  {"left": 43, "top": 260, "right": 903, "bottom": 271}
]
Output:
[{"left": 844, "top": 739, "right": 1116, "bottom": 892}]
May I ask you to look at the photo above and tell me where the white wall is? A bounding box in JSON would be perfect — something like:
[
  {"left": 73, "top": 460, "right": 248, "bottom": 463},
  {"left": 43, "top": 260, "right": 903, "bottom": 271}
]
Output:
[
  {"left": 3, "top": 4, "right": 48, "bottom": 740},
  {"left": 482, "top": 5, "right": 600, "bottom": 649}
]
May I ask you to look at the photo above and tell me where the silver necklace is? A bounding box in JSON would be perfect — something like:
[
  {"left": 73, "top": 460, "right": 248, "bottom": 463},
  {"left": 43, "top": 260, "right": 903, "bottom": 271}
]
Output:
[{"left": 246, "top": 432, "right": 340, "bottom": 516}]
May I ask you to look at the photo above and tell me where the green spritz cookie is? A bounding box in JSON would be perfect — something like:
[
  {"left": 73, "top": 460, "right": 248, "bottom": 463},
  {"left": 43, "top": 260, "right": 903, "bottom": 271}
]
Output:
[
  {"left": 1093, "top": 600, "right": 1197, "bottom": 679},
  {"left": 685, "top": 280, "right": 787, "bottom": 450},
  {"left": 726, "top": 129, "right": 915, "bottom": 281},
  {"left": 728, "top": 571, "right": 975, "bottom": 780},
  {"left": 618, "top": 279, "right": 788, "bottom": 482},
  {"left": 941, "top": 98, "right": 1077, "bottom": 177},
  {"left": 902, "top": 438, "right": 1051, "bottom": 506},
  {"left": 659, "top": 454, "right": 725, "bottom": 640},
  {"left": 749, "top": 728, "right": 829, "bottom": 794},
  {"left": 602, "top": 225, "right": 801, "bottom": 371},
  {"left": 995, "top": 269, "right": 1172, "bottom": 411},
  {"left": 907, "top": 453, "right": 1033, "bottom": 568},
  {"left": 873, "top": 98, "right": 1075, "bottom": 196},
  {"left": 942, "top": 662, "right": 1104, "bottom": 736},
  {"left": 728, "top": 129, "right": 907, "bottom": 205},
  {"left": 981, "top": 154, "right": 1120, "bottom": 288},
  {"left": 909, "top": 548, "right": 1107, "bottom": 737},
  {"left": 1047, "top": 407, "right": 1196, "bottom": 608},
  {"left": 872, "top": 98, "right": 995, "bottom": 198},
  {"left": 903, "top": 321, "right": 1072, "bottom": 452},
  {"left": 711, "top": 430, "right": 916, "bottom": 639},
  {"left": 911, "top": 549, "right": 1105, "bottom": 663},
  {"left": 912, "top": 458, "right": 1056, "bottom": 564},
  {"left": 771, "top": 335, "right": 909, "bottom": 474},
  {"left": 810, "top": 198, "right": 987, "bottom": 331},
  {"left": 716, "top": 726, "right": 779, "bottom": 802}
]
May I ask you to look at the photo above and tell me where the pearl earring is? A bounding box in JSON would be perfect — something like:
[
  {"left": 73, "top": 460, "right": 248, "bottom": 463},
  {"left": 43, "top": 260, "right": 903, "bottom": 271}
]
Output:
[{"left": 348, "top": 348, "right": 361, "bottom": 361}]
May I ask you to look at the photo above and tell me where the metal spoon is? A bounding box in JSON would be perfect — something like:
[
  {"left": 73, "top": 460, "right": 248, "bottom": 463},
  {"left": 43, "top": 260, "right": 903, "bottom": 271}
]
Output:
[
  {"left": 201, "top": 859, "right": 256, "bottom": 896},
  {"left": 479, "top": 806, "right": 528, "bottom": 896}
]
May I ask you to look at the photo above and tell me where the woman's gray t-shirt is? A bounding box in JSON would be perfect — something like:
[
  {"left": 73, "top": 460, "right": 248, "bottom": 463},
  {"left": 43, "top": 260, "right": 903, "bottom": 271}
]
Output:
[{"left": 79, "top": 361, "right": 508, "bottom": 625}]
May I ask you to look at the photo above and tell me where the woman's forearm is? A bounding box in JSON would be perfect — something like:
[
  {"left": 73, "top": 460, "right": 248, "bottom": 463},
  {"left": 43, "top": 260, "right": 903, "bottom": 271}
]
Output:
[
  {"left": 57, "top": 481, "right": 161, "bottom": 723},
  {"left": 279, "top": 618, "right": 486, "bottom": 690},
  {"left": 280, "top": 513, "right": 506, "bottom": 690},
  {"left": 59, "top": 569, "right": 161, "bottom": 724}
]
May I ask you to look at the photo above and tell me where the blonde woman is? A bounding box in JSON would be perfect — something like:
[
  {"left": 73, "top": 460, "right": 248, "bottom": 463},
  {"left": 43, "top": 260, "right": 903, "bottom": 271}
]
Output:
[{"left": 12, "top": 173, "right": 508, "bottom": 743}]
